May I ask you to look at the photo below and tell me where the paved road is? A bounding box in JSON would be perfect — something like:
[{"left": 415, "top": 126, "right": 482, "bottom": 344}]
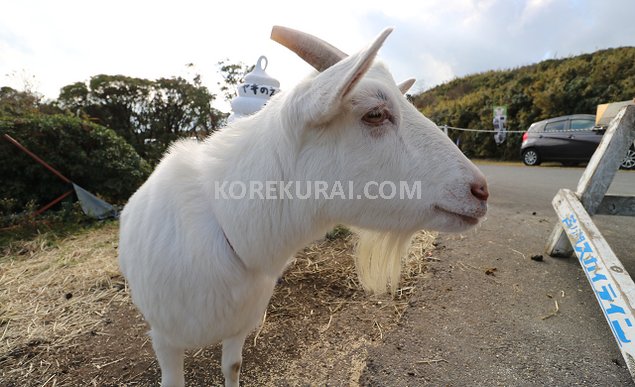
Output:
[
  {"left": 361, "top": 163, "right": 635, "bottom": 386},
  {"left": 480, "top": 162, "right": 635, "bottom": 211},
  {"left": 480, "top": 163, "right": 635, "bottom": 271}
]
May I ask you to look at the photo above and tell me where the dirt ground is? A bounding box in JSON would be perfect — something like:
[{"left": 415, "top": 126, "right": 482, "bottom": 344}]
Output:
[
  {"left": 0, "top": 224, "right": 437, "bottom": 386},
  {"left": 2, "top": 192, "right": 634, "bottom": 386},
  {"left": 361, "top": 202, "right": 634, "bottom": 386}
]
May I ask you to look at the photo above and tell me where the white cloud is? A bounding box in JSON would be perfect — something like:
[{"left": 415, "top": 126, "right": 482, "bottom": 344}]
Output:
[
  {"left": 417, "top": 53, "right": 456, "bottom": 89},
  {"left": 1, "top": 0, "right": 634, "bottom": 112},
  {"left": 518, "top": 0, "right": 555, "bottom": 26}
]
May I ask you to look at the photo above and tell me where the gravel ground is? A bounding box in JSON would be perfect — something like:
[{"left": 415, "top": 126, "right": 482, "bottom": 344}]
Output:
[{"left": 360, "top": 199, "right": 634, "bottom": 386}]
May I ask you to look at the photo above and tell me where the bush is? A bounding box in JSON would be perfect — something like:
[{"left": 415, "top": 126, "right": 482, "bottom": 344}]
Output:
[
  {"left": 0, "top": 114, "right": 150, "bottom": 211},
  {"left": 413, "top": 47, "right": 635, "bottom": 160}
]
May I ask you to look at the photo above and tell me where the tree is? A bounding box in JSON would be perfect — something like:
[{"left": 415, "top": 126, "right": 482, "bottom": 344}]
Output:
[
  {"left": 58, "top": 75, "right": 151, "bottom": 152},
  {"left": 145, "top": 77, "right": 225, "bottom": 161},
  {"left": 57, "top": 74, "right": 226, "bottom": 164},
  {"left": 216, "top": 59, "right": 254, "bottom": 103},
  {"left": 55, "top": 82, "right": 90, "bottom": 115},
  {"left": 0, "top": 87, "right": 59, "bottom": 117}
]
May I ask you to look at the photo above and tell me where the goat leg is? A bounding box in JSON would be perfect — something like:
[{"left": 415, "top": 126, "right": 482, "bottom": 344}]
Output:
[
  {"left": 222, "top": 333, "right": 248, "bottom": 387},
  {"left": 150, "top": 330, "right": 185, "bottom": 387}
]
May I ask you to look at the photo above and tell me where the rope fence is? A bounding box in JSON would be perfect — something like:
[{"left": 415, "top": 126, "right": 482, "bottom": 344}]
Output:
[
  {"left": 441, "top": 125, "right": 607, "bottom": 134},
  {"left": 440, "top": 125, "right": 527, "bottom": 133}
]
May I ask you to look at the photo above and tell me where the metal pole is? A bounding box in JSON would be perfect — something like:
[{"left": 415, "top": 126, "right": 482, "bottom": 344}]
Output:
[
  {"left": 3, "top": 134, "right": 76, "bottom": 217},
  {"left": 35, "top": 190, "right": 74, "bottom": 215},
  {"left": 3, "top": 134, "right": 72, "bottom": 184}
]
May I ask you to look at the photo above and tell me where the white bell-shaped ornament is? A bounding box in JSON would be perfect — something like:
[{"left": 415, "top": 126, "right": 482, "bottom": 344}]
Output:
[{"left": 229, "top": 56, "right": 280, "bottom": 122}]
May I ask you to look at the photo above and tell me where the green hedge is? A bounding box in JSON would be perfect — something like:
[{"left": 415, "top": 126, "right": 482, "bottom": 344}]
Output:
[{"left": 0, "top": 114, "right": 150, "bottom": 213}]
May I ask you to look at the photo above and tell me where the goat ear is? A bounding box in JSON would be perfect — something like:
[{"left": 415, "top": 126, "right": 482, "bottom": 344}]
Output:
[
  {"left": 336, "top": 28, "right": 392, "bottom": 100},
  {"left": 397, "top": 78, "right": 416, "bottom": 94},
  {"left": 300, "top": 28, "right": 393, "bottom": 125}
]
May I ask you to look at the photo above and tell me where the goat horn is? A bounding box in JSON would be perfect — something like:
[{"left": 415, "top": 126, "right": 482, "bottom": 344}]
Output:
[
  {"left": 397, "top": 78, "right": 416, "bottom": 94},
  {"left": 271, "top": 26, "right": 347, "bottom": 72}
]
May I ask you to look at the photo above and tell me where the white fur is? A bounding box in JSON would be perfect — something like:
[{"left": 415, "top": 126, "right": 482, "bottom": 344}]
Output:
[
  {"left": 354, "top": 229, "right": 413, "bottom": 294},
  {"left": 119, "top": 28, "right": 487, "bottom": 387}
]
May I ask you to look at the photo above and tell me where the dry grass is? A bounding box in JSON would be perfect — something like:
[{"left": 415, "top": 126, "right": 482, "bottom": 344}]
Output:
[
  {"left": 256, "top": 229, "right": 437, "bottom": 383},
  {"left": 0, "top": 224, "right": 435, "bottom": 351},
  {"left": 0, "top": 223, "right": 125, "bottom": 355},
  {"left": 267, "top": 231, "right": 436, "bottom": 334},
  {"left": 0, "top": 223, "right": 437, "bottom": 384}
]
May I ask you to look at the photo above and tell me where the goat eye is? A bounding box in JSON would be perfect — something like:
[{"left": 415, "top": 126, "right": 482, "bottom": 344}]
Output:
[{"left": 362, "top": 109, "right": 387, "bottom": 125}]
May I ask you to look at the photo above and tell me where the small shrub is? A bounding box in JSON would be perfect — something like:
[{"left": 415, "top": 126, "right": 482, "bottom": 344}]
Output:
[
  {"left": 326, "top": 225, "right": 353, "bottom": 241},
  {"left": 0, "top": 114, "right": 150, "bottom": 212}
]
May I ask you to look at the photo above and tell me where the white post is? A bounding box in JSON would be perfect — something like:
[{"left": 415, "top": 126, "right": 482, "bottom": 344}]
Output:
[
  {"left": 546, "top": 106, "right": 635, "bottom": 257},
  {"left": 553, "top": 189, "right": 635, "bottom": 377}
]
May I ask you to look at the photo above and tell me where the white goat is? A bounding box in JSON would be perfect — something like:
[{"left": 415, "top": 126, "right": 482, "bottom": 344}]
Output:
[{"left": 119, "top": 26, "right": 488, "bottom": 387}]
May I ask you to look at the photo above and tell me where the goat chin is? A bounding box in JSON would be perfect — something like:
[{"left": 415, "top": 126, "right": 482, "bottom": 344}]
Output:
[{"left": 353, "top": 229, "right": 414, "bottom": 294}]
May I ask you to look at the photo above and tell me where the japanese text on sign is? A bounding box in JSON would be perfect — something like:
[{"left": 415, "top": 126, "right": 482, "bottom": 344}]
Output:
[
  {"left": 561, "top": 213, "right": 634, "bottom": 346},
  {"left": 241, "top": 83, "right": 277, "bottom": 97}
]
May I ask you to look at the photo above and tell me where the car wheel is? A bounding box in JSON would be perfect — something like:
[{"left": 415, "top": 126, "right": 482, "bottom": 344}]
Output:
[
  {"left": 522, "top": 149, "right": 540, "bottom": 166},
  {"left": 621, "top": 146, "right": 635, "bottom": 170}
]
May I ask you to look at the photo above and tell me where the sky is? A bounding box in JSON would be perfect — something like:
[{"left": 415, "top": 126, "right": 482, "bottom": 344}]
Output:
[{"left": 2, "top": 0, "right": 635, "bottom": 112}]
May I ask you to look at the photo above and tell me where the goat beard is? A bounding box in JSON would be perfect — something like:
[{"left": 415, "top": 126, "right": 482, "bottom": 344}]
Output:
[{"left": 353, "top": 229, "right": 414, "bottom": 295}]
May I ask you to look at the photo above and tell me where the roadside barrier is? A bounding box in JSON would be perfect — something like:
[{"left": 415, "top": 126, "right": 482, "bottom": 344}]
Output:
[{"left": 546, "top": 105, "right": 635, "bottom": 378}]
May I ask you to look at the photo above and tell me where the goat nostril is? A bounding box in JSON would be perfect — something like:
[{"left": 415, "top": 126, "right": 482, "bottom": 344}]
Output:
[{"left": 471, "top": 184, "right": 489, "bottom": 201}]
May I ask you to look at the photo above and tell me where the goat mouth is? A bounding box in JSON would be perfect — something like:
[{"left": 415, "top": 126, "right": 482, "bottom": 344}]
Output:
[{"left": 434, "top": 206, "right": 481, "bottom": 225}]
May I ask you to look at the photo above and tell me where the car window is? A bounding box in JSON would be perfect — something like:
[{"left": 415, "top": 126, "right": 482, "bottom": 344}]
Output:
[
  {"left": 570, "top": 119, "right": 595, "bottom": 130},
  {"left": 544, "top": 120, "right": 566, "bottom": 132}
]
